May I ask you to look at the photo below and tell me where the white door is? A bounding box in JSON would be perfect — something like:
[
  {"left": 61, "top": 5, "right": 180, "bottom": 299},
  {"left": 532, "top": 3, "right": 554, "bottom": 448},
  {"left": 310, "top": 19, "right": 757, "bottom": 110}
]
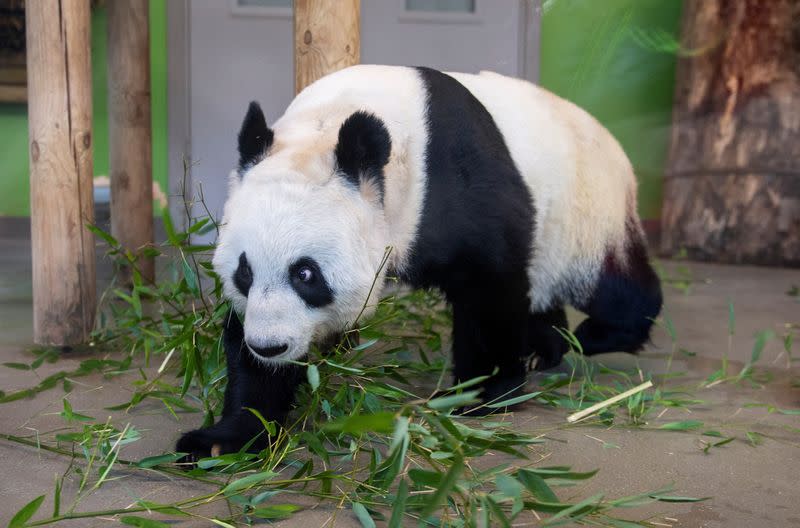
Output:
[{"left": 170, "top": 0, "right": 538, "bottom": 231}]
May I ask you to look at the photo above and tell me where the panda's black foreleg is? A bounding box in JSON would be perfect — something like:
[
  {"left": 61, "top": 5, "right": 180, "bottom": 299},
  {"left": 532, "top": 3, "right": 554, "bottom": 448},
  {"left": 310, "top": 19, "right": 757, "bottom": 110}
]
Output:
[
  {"left": 176, "top": 310, "right": 304, "bottom": 461},
  {"left": 527, "top": 307, "right": 569, "bottom": 370},
  {"left": 451, "top": 288, "right": 530, "bottom": 412}
]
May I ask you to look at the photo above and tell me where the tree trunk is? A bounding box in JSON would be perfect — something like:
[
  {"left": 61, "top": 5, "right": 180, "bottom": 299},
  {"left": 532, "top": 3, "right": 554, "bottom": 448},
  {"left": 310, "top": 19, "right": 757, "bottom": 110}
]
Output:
[
  {"left": 108, "top": 0, "right": 154, "bottom": 281},
  {"left": 294, "top": 0, "right": 360, "bottom": 95},
  {"left": 661, "top": 0, "right": 800, "bottom": 266},
  {"left": 26, "top": 0, "right": 96, "bottom": 345}
]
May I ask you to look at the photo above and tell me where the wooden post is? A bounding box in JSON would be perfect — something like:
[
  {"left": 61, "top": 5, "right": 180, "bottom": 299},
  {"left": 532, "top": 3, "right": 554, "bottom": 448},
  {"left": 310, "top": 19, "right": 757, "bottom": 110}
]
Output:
[
  {"left": 108, "top": 0, "right": 154, "bottom": 281},
  {"left": 26, "top": 0, "right": 96, "bottom": 346},
  {"left": 294, "top": 0, "right": 360, "bottom": 95},
  {"left": 661, "top": 0, "right": 800, "bottom": 266}
]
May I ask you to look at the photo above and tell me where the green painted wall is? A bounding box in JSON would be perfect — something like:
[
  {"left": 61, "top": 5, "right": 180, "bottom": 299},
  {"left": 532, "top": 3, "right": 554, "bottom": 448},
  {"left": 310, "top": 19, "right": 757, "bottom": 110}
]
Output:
[
  {"left": 540, "top": 0, "right": 683, "bottom": 220},
  {"left": 0, "top": 0, "right": 167, "bottom": 217}
]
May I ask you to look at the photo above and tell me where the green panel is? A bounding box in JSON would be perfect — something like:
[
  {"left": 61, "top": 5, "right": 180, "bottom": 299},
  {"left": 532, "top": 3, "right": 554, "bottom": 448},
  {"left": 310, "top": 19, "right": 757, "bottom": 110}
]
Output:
[
  {"left": 540, "top": 0, "right": 683, "bottom": 220},
  {"left": 0, "top": 105, "right": 29, "bottom": 216},
  {"left": 150, "top": 0, "right": 168, "bottom": 202},
  {"left": 0, "top": 2, "right": 168, "bottom": 217}
]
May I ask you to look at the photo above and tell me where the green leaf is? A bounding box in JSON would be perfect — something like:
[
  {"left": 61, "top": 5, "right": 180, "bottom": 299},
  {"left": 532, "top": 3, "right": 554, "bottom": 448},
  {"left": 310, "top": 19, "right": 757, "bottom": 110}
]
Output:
[
  {"left": 659, "top": 420, "right": 703, "bottom": 431},
  {"left": 9, "top": 495, "right": 45, "bottom": 528},
  {"left": 136, "top": 453, "right": 186, "bottom": 468},
  {"left": 543, "top": 493, "right": 603, "bottom": 525},
  {"left": 528, "top": 467, "right": 599, "bottom": 480},
  {"left": 307, "top": 364, "right": 320, "bottom": 392},
  {"left": 86, "top": 223, "right": 119, "bottom": 247},
  {"left": 650, "top": 494, "right": 709, "bottom": 503},
  {"left": 182, "top": 258, "right": 199, "bottom": 293},
  {"left": 421, "top": 455, "right": 464, "bottom": 517},
  {"left": 427, "top": 390, "right": 481, "bottom": 411},
  {"left": 388, "top": 479, "right": 409, "bottom": 528},
  {"left": 2, "top": 362, "right": 31, "bottom": 370},
  {"left": 222, "top": 471, "right": 277, "bottom": 494},
  {"left": 252, "top": 504, "right": 302, "bottom": 520},
  {"left": 352, "top": 502, "right": 376, "bottom": 528},
  {"left": 484, "top": 497, "right": 512, "bottom": 528},
  {"left": 486, "top": 391, "right": 542, "bottom": 408},
  {"left": 120, "top": 516, "right": 171, "bottom": 528},
  {"left": 323, "top": 412, "right": 396, "bottom": 434},
  {"left": 446, "top": 375, "right": 491, "bottom": 392},
  {"left": 409, "top": 469, "right": 442, "bottom": 487},
  {"left": 517, "top": 469, "right": 558, "bottom": 503},
  {"left": 495, "top": 474, "right": 524, "bottom": 499}
]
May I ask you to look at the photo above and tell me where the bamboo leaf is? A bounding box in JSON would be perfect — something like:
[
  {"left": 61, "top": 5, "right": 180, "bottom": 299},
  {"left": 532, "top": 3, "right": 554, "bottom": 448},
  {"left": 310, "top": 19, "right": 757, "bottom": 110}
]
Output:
[
  {"left": 388, "top": 479, "right": 409, "bottom": 528},
  {"left": 222, "top": 471, "right": 278, "bottom": 494},
  {"left": 9, "top": 495, "right": 45, "bottom": 528},
  {"left": 421, "top": 455, "right": 464, "bottom": 517},
  {"left": 659, "top": 420, "right": 703, "bottom": 431},
  {"left": 252, "top": 504, "right": 302, "bottom": 520},
  {"left": 307, "top": 364, "right": 320, "bottom": 392},
  {"left": 352, "top": 502, "right": 376, "bottom": 528}
]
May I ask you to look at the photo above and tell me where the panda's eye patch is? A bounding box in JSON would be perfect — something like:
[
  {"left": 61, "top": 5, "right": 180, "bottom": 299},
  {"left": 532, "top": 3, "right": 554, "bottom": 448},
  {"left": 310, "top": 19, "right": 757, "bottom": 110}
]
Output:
[
  {"left": 233, "top": 252, "right": 254, "bottom": 296},
  {"left": 289, "top": 257, "right": 333, "bottom": 308}
]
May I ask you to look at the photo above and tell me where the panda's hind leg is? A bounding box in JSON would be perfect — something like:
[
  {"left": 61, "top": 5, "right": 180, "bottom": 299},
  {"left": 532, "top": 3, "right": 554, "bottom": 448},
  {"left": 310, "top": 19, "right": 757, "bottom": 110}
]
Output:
[
  {"left": 527, "top": 307, "right": 569, "bottom": 370},
  {"left": 574, "top": 239, "right": 663, "bottom": 356}
]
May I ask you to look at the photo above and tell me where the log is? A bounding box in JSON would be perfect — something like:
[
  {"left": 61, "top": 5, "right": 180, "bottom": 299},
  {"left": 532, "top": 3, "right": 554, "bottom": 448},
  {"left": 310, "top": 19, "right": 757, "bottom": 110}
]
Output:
[
  {"left": 108, "top": 0, "right": 154, "bottom": 281},
  {"left": 294, "top": 0, "right": 360, "bottom": 95},
  {"left": 661, "top": 0, "right": 800, "bottom": 266},
  {"left": 26, "top": 0, "right": 96, "bottom": 345}
]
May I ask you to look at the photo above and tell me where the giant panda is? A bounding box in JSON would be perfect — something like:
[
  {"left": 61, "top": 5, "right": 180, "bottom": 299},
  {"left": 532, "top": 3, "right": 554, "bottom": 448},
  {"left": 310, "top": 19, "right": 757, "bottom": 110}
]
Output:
[{"left": 176, "top": 65, "right": 662, "bottom": 458}]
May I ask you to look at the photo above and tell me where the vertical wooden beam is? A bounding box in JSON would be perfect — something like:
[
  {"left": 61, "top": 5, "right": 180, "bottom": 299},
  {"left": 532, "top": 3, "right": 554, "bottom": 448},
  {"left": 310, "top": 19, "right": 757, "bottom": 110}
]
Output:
[
  {"left": 108, "top": 0, "right": 154, "bottom": 280},
  {"left": 294, "top": 0, "right": 360, "bottom": 95},
  {"left": 26, "top": 0, "right": 96, "bottom": 346}
]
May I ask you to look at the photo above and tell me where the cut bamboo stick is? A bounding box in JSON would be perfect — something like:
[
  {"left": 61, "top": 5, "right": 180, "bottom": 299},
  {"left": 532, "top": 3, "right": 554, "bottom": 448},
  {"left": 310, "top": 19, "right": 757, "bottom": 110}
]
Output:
[{"left": 567, "top": 381, "right": 654, "bottom": 423}]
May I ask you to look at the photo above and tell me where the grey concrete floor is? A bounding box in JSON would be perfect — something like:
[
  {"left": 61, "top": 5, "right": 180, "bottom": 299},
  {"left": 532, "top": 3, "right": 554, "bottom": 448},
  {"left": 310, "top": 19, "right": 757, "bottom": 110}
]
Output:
[{"left": 0, "top": 228, "right": 798, "bottom": 527}]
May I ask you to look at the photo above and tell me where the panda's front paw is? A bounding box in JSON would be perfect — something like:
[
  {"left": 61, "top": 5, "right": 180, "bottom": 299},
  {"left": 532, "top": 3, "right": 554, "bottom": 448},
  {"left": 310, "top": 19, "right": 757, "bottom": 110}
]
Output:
[
  {"left": 175, "top": 425, "right": 253, "bottom": 466},
  {"left": 176, "top": 428, "right": 224, "bottom": 465}
]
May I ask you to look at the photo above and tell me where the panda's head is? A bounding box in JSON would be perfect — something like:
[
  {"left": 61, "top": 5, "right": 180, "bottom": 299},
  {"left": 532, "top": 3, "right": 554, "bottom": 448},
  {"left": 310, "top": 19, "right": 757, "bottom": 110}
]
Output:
[{"left": 213, "top": 102, "right": 392, "bottom": 365}]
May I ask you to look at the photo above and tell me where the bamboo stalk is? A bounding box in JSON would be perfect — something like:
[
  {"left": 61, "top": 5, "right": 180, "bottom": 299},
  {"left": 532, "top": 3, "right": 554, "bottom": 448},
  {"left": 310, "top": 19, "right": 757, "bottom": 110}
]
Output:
[{"left": 567, "top": 381, "right": 654, "bottom": 423}]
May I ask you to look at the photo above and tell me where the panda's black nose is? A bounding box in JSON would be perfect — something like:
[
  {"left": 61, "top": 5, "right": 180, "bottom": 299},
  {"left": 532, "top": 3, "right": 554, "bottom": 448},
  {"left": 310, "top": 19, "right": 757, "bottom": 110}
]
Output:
[{"left": 248, "top": 343, "right": 288, "bottom": 358}]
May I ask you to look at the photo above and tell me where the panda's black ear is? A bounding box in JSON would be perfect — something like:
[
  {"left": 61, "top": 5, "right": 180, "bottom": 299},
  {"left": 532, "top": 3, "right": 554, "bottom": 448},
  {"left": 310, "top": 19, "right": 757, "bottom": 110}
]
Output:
[
  {"left": 335, "top": 111, "right": 391, "bottom": 198},
  {"left": 237, "top": 101, "right": 274, "bottom": 173}
]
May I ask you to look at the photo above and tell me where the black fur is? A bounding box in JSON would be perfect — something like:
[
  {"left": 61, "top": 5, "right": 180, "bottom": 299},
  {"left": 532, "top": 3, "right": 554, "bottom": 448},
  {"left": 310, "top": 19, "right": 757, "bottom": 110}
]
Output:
[
  {"left": 334, "top": 111, "right": 391, "bottom": 199},
  {"left": 233, "top": 252, "right": 253, "bottom": 296},
  {"left": 401, "top": 67, "right": 537, "bottom": 403},
  {"left": 176, "top": 310, "right": 304, "bottom": 461},
  {"left": 574, "top": 226, "right": 662, "bottom": 355},
  {"left": 527, "top": 307, "right": 569, "bottom": 371},
  {"left": 289, "top": 257, "right": 334, "bottom": 308},
  {"left": 237, "top": 101, "right": 274, "bottom": 173}
]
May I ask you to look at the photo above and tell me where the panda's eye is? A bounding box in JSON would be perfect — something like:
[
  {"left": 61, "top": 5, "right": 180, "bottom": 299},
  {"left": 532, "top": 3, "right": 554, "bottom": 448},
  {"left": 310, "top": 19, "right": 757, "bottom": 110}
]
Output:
[{"left": 297, "top": 266, "right": 314, "bottom": 283}]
